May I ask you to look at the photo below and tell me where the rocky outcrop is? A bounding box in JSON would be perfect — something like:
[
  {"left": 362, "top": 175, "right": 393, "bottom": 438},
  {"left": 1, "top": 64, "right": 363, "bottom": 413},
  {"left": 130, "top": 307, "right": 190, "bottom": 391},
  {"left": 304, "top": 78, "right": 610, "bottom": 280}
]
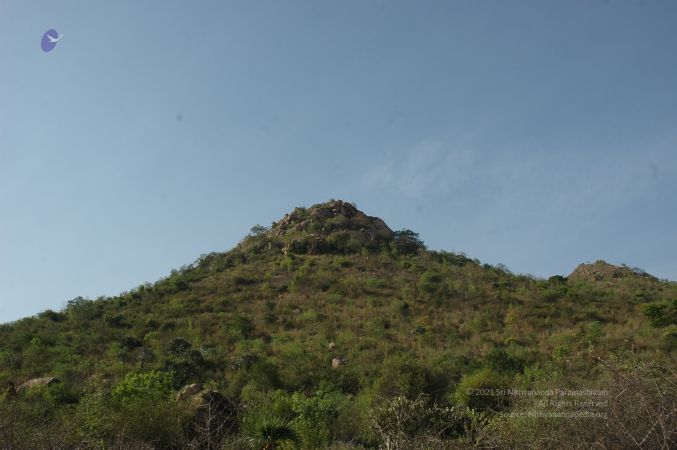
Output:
[
  {"left": 268, "top": 200, "right": 395, "bottom": 255},
  {"left": 569, "top": 260, "right": 655, "bottom": 283},
  {"left": 272, "top": 200, "right": 393, "bottom": 239}
]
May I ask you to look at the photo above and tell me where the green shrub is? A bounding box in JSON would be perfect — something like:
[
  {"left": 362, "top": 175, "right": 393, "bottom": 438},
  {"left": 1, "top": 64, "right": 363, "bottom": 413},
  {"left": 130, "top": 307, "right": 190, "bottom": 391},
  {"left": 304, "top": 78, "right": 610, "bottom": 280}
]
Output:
[
  {"left": 643, "top": 300, "right": 677, "bottom": 327},
  {"left": 334, "top": 257, "right": 353, "bottom": 268},
  {"left": 453, "top": 368, "right": 510, "bottom": 411},
  {"left": 484, "top": 348, "right": 524, "bottom": 374},
  {"left": 419, "top": 270, "right": 443, "bottom": 293},
  {"left": 327, "top": 231, "right": 363, "bottom": 253},
  {"left": 233, "top": 314, "right": 254, "bottom": 338},
  {"left": 111, "top": 370, "right": 174, "bottom": 402},
  {"left": 373, "top": 356, "right": 433, "bottom": 399},
  {"left": 77, "top": 371, "right": 184, "bottom": 446},
  {"left": 290, "top": 389, "right": 343, "bottom": 449}
]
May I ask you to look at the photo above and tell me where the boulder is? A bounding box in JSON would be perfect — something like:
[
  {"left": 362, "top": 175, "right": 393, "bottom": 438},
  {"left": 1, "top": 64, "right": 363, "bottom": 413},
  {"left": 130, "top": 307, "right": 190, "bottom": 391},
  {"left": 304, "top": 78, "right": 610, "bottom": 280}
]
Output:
[
  {"left": 176, "top": 383, "right": 203, "bottom": 401},
  {"left": 190, "top": 390, "right": 231, "bottom": 411},
  {"left": 16, "top": 377, "right": 58, "bottom": 392},
  {"left": 190, "top": 390, "right": 238, "bottom": 430},
  {"left": 331, "top": 357, "right": 344, "bottom": 369},
  {"left": 181, "top": 389, "right": 239, "bottom": 437}
]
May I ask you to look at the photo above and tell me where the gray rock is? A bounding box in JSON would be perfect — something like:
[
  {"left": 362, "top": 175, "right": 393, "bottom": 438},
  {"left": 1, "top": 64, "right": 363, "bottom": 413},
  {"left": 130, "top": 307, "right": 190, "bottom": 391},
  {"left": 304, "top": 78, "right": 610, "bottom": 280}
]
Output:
[
  {"left": 16, "top": 377, "right": 58, "bottom": 392},
  {"left": 176, "top": 383, "right": 203, "bottom": 401}
]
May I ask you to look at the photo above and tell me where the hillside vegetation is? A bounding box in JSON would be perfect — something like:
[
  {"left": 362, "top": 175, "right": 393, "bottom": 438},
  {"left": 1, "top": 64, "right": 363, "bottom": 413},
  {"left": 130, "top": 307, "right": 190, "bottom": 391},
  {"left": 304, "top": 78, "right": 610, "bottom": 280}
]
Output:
[{"left": 1, "top": 200, "right": 675, "bottom": 449}]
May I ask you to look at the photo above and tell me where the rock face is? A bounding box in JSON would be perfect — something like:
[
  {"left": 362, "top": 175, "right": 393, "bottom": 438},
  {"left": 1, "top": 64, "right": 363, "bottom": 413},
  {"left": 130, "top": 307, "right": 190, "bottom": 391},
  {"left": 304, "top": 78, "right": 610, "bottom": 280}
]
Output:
[
  {"left": 16, "top": 377, "right": 58, "bottom": 392},
  {"left": 569, "top": 260, "right": 655, "bottom": 283}
]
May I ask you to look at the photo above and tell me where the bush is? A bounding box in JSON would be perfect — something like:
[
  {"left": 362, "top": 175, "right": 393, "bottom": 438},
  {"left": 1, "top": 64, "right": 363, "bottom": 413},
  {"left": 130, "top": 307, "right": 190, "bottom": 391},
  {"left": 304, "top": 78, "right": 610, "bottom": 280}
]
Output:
[
  {"left": 120, "top": 336, "right": 142, "bottom": 350},
  {"left": 373, "top": 356, "right": 433, "bottom": 400},
  {"left": 368, "top": 395, "right": 469, "bottom": 449},
  {"left": 77, "top": 371, "right": 184, "bottom": 446},
  {"left": 111, "top": 370, "right": 174, "bottom": 403},
  {"left": 327, "top": 231, "right": 363, "bottom": 253},
  {"left": 166, "top": 337, "right": 193, "bottom": 357},
  {"left": 483, "top": 356, "right": 677, "bottom": 450},
  {"left": 643, "top": 299, "right": 677, "bottom": 327},
  {"left": 233, "top": 315, "right": 254, "bottom": 338},
  {"left": 419, "top": 270, "right": 443, "bottom": 293},
  {"left": 289, "top": 389, "right": 343, "bottom": 449},
  {"left": 484, "top": 348, "right": 524, "bottom": 374},
  {"left": 453, "top": 368, "right": 510, "bottom": 411}
]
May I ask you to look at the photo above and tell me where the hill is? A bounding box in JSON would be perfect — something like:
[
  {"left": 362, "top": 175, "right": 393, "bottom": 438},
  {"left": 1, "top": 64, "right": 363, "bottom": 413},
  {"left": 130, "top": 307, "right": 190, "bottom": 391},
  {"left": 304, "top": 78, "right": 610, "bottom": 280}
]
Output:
[{"left": 1, "top": 200, "right": 676, "bottom": 449}]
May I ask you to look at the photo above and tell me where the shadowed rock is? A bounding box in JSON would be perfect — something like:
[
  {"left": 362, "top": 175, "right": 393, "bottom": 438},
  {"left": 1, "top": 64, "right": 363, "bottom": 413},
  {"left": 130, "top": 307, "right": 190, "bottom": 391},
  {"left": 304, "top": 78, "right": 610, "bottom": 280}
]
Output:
[{"left": 189, "top": 390, "right": 238, "bottom": 435}]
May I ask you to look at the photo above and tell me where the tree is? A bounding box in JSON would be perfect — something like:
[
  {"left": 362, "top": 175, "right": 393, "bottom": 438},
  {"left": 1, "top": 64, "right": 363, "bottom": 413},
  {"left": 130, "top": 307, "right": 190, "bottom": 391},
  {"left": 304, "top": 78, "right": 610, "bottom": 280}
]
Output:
[
  {"left": 391, "top": 229, "right": 425, "bottom": 255},
  {"left": 249, "top": 224, "right": 269, "bottom": 237}
]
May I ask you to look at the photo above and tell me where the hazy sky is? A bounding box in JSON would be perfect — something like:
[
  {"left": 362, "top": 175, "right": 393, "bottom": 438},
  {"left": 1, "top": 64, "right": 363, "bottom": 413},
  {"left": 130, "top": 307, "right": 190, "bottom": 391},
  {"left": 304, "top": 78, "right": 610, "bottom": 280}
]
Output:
[{"left": 1, "top": 1, "right": 676, "bottom": 322}]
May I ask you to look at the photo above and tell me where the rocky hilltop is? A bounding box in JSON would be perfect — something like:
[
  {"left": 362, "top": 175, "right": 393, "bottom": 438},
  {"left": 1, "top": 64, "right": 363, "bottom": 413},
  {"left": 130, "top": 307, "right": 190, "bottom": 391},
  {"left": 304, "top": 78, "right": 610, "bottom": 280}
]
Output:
[
  {"left": 271, "top": 200, "right": 392, "bottom": 238},
  {"left": 569, "top": 260, "right": 657, "bottom": 283},
  {"left": 246, "top": 200, "right": 405, "bottom": 256}
]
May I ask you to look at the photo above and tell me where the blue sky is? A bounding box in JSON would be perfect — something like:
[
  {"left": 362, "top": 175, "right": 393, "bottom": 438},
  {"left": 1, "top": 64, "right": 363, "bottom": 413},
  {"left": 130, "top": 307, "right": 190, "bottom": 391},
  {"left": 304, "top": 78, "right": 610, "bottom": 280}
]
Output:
[{"left": 1, "top": 1, "right": 676, "bottom": 322}]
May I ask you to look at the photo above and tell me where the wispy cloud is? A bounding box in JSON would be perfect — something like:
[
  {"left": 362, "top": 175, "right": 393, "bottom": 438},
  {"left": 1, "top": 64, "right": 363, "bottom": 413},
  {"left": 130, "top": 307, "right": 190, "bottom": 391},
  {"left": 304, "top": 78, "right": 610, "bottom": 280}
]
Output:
[
  {"left": 361, "top": 142, "right": 478, "bottom": 198},
  {"left": 361, "top": 138, "right": 673, "bottom": 223}
]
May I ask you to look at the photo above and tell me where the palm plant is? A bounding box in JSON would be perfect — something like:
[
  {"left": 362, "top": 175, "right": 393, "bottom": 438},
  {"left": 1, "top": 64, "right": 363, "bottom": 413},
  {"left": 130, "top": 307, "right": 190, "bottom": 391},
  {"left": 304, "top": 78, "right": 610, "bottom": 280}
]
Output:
[{"left": 245, "top": 416, "right": 298, "bottom": 450}]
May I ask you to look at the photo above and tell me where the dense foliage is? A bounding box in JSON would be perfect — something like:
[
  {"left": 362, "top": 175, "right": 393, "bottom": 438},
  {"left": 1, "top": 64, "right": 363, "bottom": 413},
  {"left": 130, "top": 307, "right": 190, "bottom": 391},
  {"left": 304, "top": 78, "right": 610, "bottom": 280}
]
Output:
[{"left": 1, "top": 200, "right": 675, "bottom": 449}]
